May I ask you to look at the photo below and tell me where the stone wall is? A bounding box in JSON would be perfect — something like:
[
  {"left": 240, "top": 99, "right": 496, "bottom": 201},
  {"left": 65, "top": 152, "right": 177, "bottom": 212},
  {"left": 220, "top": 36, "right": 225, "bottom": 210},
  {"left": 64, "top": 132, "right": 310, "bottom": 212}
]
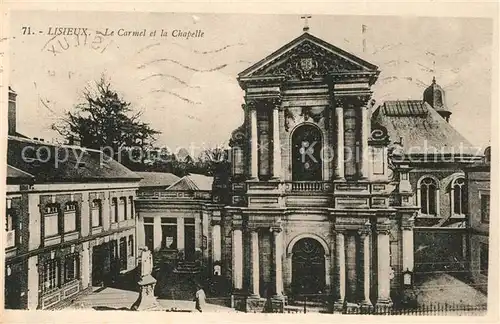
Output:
[
  {"left": 467, "top": 170, "right": 489, "bottom": 233},
  {"left": 469, "top": 233, "right": 488, "bottom": 294}
]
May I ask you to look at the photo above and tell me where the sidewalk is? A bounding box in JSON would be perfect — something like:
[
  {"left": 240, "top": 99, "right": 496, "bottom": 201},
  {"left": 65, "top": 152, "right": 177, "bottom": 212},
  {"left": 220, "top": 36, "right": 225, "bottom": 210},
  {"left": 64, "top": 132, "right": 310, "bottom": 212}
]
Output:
[{"left": 68, "top": 287, "right": 239, "bottom": 313}]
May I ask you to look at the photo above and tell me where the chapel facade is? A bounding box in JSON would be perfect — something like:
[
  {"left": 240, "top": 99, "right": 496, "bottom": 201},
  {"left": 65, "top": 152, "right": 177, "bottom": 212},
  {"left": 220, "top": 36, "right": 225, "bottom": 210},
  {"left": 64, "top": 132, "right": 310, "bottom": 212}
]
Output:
[
  {"left": 133, "top": 30, "right": 485, "bottom": 313},
  {"left": 219, "top": 31, "right": 417, "bottom": 311}
]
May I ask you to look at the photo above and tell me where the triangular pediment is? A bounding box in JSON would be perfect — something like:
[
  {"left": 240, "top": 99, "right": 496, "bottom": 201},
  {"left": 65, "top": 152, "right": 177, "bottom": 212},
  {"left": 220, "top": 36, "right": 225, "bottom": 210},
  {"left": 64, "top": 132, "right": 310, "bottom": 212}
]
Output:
[
  {"left": 238, "top": 33, "right": 378, "bottom": 81},
  {"left": 166, "top": 177, "right": 196, "bottom": 191}
]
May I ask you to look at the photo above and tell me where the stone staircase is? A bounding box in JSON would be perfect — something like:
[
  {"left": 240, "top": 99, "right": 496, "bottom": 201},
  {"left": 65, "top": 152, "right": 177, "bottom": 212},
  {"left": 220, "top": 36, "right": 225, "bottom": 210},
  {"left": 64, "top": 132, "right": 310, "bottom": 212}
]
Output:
[{"left": 173, "top": 261, "right": 201, "bottom": 274}]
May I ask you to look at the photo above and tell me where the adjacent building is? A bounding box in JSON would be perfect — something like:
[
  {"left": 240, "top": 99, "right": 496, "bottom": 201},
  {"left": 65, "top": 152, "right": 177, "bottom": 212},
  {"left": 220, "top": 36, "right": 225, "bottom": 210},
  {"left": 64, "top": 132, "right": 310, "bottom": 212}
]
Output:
[
  {"left": 465, "top": 147, "right": 490, "bottom": 294},
  {"left": 5, "top": 88, "right": 141, "bottom": 310},
  {"left": 373, "top": 80, "right": 482, "bottom": 282},
  {"left": 135, "top": 173, "right": 215, "bottom": 266}
]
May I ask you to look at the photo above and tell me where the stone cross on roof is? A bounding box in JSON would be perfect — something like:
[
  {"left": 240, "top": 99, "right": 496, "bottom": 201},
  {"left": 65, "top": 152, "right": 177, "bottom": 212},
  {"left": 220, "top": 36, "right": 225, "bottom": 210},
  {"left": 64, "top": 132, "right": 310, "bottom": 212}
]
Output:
[{"left": 301, "top": 14, "right": 312, "bottom": 32}]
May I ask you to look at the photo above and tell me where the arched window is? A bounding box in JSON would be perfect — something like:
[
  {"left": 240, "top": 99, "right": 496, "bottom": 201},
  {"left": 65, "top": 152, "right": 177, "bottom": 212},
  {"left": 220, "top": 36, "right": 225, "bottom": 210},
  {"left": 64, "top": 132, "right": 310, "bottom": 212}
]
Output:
[
  {"left": 418, "top": 177, "right": 439, "bottom": 216},
  {"left": 451, "top": 177, "right": 466, "bottom": 216},
  {"left": 291, "top": 124, "right": 323, "bottom": 181}
]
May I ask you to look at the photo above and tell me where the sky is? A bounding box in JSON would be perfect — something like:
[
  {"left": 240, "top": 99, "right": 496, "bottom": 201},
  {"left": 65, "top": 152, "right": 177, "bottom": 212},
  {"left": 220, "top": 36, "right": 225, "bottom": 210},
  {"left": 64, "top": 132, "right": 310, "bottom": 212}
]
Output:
[{"left": 8, "top": 11, "right": 494, "bottom": 151}]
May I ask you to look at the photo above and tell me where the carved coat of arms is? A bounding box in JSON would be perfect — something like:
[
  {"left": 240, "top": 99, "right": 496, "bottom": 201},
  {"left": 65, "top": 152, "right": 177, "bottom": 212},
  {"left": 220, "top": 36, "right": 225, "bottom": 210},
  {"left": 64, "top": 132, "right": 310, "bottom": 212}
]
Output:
[{"left": 297, "top": 57, "right": 317, "bottom": 79}]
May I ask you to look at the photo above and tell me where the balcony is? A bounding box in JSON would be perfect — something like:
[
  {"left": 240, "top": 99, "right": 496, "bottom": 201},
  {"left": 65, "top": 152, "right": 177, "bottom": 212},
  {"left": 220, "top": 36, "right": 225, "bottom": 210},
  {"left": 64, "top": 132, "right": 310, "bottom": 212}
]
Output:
[{"left": 283, "top": 181, "right": 332, "bottom": 193}]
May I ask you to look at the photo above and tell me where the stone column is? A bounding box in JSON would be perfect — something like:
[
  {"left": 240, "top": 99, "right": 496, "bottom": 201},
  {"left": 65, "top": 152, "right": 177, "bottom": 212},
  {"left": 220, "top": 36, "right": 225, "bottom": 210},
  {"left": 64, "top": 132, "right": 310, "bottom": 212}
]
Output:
[
  {"left": 177, "top": 216, "right": 185, "bottom": 250},
  {"left": 324, "top": 255, "right": 331, "bottom": 293},
  {"left": 376, "top": 223, "right": 393, "bottom": 307},
  {"left": 272, "top": 227, "right": 284, "bottom": 296},
  {"left": 359, "top": 226, "right": 372, "bottom": 306},
  {"left": 212, "top": 222, "right": 222, "bottom": 262},
  {"left": 334, "top": 230, "right": 346, "bottom": 309},
  {"left": 360, "top": 106, "right": 369, "bottom": 179},
  {"left": 153, "top": 216, "right": 162, "bottom": 250},
  {"left": 346, "top": 233, "right": 357, "bottom": 303},
  {"left": 271, "top": 105, "right": 281, "bottom": 179},
  {"left": 402, "top": 219, "right": 415, "bottom": 273},
  {"left": 249, "top": 104, "right": 259, "bottom": 180},
  {"left": 232, "top": 227, "right": 243, "bottom": 290},
  {"left": 202, "top": 211, "right": 209, "bottom": 261},
  {"left": 195, "top": 214, "right": 201, "bottom": 251},
  {"left": 250, "top": 229, "right": 260, "bottom": 296},
  {"left": 335, "top": 107, "right": 345, "bottom": 179}
]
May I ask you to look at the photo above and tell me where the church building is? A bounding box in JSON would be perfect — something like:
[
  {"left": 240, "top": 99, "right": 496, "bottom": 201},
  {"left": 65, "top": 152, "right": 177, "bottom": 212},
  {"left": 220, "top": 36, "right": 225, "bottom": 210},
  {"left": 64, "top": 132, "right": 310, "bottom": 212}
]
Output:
[
  {"left": 132, "top": 27, "right": 484, "bottom": 313},
  {"left": 216, "top": 29, "right": 483, "bottom": 312}
]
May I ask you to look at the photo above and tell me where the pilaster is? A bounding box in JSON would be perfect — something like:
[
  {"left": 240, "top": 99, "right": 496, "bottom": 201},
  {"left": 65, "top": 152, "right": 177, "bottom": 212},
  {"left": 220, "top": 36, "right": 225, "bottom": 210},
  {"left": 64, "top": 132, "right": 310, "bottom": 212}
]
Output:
[
  {"left": 271, "top": 226, "right": 284, "bottom": 297},
  {"left": 335, "top": 107, "right": 345, "bottom": 180},
  {"left": 232, "top": 219, "right": 244, "bottom": 291},
  {"left": 249, "top": 229, "right": 260, "bottom": 297},
  {"left": 358, "top": 225, "right": 372, "bottom": 307},
  {"left": 360, "top": 105, "right": 370, "bottom": 179},
  {"left": 153, "top": 216, "right": 162, "bottom": 251},
  {"left": 176, "top": 216, "right": 184, "bottom": 250},
  {"left": 248, "top": 101, "right": 258, "bottom": 180},
  {"left": 375, "top": 221, "right": 393, "bottom": 308},
  {"left": 271, "top": 101, "right": 282, "bottom": 180},
  {"left": 401, "top": 215, "right": 415, "bottom": 273},
  {"left": 333, "top": 228, "right": 346, "bottom": 311},
  {"left": 211, "top": 220, "right": 222, "bottom": 263}
]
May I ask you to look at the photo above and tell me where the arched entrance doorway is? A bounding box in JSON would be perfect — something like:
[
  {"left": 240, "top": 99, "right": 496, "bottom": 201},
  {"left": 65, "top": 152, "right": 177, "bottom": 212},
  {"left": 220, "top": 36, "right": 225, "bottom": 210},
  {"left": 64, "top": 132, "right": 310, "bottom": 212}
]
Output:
[
  {"left": 291, "top": 238, "right": 326, "bottom": 297},
  {"left": 291, "top": 124, "right": 322, "bottom": 181}
]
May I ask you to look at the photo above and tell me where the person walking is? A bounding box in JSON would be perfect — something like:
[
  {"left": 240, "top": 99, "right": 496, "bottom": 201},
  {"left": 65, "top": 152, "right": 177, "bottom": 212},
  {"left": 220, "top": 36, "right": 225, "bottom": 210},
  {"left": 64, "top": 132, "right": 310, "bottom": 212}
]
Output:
[{"left": 194, "top": 284, "right": 206, "bottom": 312}]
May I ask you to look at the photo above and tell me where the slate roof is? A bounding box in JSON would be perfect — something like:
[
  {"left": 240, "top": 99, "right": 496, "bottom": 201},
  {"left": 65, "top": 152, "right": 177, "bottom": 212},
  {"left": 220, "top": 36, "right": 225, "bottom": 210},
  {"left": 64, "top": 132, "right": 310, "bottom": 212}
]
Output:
[
  {"left": 7, "top": 136, "right": 141, "bottom": 183},
  {"left": 372, "top": 101, "right": 479, "bottom": 156},
  {"left": 136, "top": 172, "right": 180, "bottom": 188},
  {"left": 381, "top": 100, "right": 427, "bottom": 117},
  {"left": 166, "top": 173, "right": 213, "bottom": 192}
]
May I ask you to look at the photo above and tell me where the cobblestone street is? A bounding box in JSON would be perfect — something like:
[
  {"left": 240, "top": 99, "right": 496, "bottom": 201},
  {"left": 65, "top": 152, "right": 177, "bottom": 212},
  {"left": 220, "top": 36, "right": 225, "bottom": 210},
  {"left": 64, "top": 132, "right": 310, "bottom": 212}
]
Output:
[{"left": 67, "top": 287, "right": 238, "bottom": 313}]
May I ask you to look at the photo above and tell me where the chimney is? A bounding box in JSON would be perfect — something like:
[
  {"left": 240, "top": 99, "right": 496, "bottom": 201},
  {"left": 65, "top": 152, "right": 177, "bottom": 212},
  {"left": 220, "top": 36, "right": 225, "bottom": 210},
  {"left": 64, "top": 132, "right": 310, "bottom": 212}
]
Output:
[{"left": 8, "top": 87, "right": 17, "bottom": 136}]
